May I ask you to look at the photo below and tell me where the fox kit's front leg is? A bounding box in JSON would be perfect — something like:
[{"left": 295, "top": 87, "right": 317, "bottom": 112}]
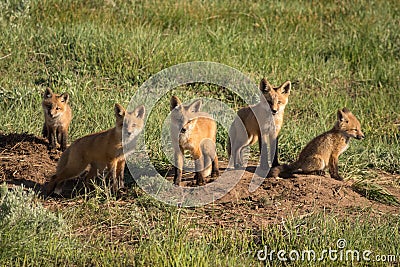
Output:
[
  {"left": 57, "top": 127, "right": 68, "bottom": 151},
  {"left": 228, "top": 121, "right": 247, "bottom": 168},
  {"left": 193, "top": 150, "right": 205, "bottom": 185},
  {"left": 174, "top": 148, "right": 184, "bottom": 185},
  {"left": 272, "top": 136, "right": 279, "bottom": 167},
  {"left": 48, "top": 127, "right": 57, "bottom": 150},
  {"left": 211, "top": 155, "right": 220, "bottom": 177},
  {"left": 42, "top": 123, "right": 48, "bottom": 139},
  {"left": 233, "top": 143, "right": 245, "bottom": 168},
  {"left": 109, "top": 158, "right": 128, "bottom": 194},
  {"left": 328, "top": 155, "right": 342, "bottom": 180},
  {"left": 108, "top": 161, "right": 119, "bottom": 194},
  {"left": 258, "top": 136, "right": 268, "bottom": 170},
  {"left": 116, "top": 160, "right": 126, "bottom": 189}
]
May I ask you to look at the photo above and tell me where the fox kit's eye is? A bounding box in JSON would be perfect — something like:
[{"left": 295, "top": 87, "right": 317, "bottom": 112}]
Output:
[
  {"left": 278, "top": 101, "right": 282, "bottom": 104},
  {"left": 56, "top": 107, "right": 61, "bottom": 110}
]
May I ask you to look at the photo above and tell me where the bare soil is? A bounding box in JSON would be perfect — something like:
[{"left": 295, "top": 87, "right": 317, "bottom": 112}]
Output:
[
  {"left": 1, "top": 132, "right": 399, "bottom": 228},
  {"left": 0, "top": 132, "right": 59, "bottom": 191}
]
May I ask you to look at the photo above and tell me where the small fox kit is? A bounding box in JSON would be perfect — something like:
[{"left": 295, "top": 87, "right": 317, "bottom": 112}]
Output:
[
  {"left": 42, "top": 88, "right": 72, "bottom": 151},
  {"left": 270, "top": 108, "right": 364, "bottom": 180},
  {"left": 228, "top": 78, "right": 291, "bottom": 169},
  {"left": 45, "top": 104, "right": 145, "bottom": 195},
  {"left": 170, "top": 96, "right": 219, "bottom": 186}
]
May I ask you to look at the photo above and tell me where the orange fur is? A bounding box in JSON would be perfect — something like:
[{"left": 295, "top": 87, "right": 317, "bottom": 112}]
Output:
[
  {"left": 46, "top": 104, "right": 145, "bottom": 195},
  {"left": 270, "top": 108, "right": 364, "bottom": 180},
  {"left": 228, "top": 78, "right": 291, "bottom": 169},
  {"left": 42, "top": 88, "right": 72, "bottom": 151},
  {"left": 170, "top": 96, "right": 219, "bottom": 186}
]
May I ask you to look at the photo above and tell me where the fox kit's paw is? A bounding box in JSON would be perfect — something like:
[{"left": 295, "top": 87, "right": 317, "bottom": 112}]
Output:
[
  {"left": 194, "top": 173, "right": 206, "bottom": 186},
  {"left": 313, "top": 170, "right": 326, "bottom": 176},
  {"left": 267, "top": 169, "right": 275, "bottom": 178},
  {"left": 268, "top": 166, "right": 281, "bottom": 178},
  {"left": 173, "top": 176, "right": 181, "bottom": 186},
  {"left": 211, "top": 170, "right": 220, "bottom": 178},
  {"left": 234, "top": 163, "right": 245, "bottom": 169},
  {"left": 47, "top": 143, "right": 56, "bottom": 151}
]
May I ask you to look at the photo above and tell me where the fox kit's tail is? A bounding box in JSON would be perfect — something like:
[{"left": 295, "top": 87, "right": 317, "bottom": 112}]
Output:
[
  {"left": 269, "top": 164, "right": 286, "bottom": 178},
  {"left": 270, "top": 161, "right": 300, "bottom": 178}
]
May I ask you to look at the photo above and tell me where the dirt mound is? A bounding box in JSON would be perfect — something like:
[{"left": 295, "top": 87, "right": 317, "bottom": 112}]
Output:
[
  {"left": 191, "top": 161, "right": 400, "bottom": 227},
  {"left": 0, "top": 132, "right": 59, "bottom": 191},
  {"left": 1, "top": 132, "right": 398, "bottom": 225},
  {"left": 219, "top": 170, "right": 366, "bottom": 207}
]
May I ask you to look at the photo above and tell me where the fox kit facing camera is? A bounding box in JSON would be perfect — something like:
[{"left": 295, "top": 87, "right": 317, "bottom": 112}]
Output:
[
  {"left": 170, "top": 96, "right": 219, "bottom": 186},
  {"left": 45, "top": 104, "right": 145, "bottom": 196},
  {"left": 270, "top": 108, "right": 364, "bottom": 180},
  {"left": 228, "top": 78, "right": 291, "bottom": 169},
  {"left": 42, "top": 88, "right": 72, "bottom": 151}
]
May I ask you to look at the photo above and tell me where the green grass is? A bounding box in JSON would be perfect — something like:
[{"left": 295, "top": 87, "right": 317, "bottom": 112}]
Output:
[
  {"left": 1, "top": 0, "right": 399, "bottom": 173},
  {"left": 0, "top": 0, "right": 399, "bottom": 265},
  {"left": 1, "top": 185, "right": 399, "bottom": 266}
]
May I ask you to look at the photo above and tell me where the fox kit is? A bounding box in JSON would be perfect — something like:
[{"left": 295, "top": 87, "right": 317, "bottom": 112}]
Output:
[
  {"left": 42, "top": 88, "right": 72, "bottom": 151},
  {"left": 45, "top": 104, "right": 145, "bottom": 195},
  {"left": 170, "top": 96, "right": 219, "bottom": 186},
  {"left": 228, "top": 78, "right": 291, "bottom": 169},
  {"left": 270, "top": 108, "right": 364, "bottom": 180}
]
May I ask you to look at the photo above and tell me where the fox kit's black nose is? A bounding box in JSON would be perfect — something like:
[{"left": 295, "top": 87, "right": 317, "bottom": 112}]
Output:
[
  {"left": 271, "top": 109, "right": 278, "bottom": 115},
  {"left": 357, "top": 134, "right": 365, "bottom": 140},
  {"left": 180, "top": 128, "right": 186, "bottom": 133}
]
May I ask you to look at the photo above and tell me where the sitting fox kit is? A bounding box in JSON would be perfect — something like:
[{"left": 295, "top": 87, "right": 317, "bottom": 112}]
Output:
[
  {"left": 42, "top": 88, "right": 72, "bottom": 151},
  {"left": 170, "top": 96, "right": 219, "bottom": 186},
  {"left": 270, "top": 108, "right": 364, "bottom": 180},
  {"left": 228, "top": 78, "right": 291, "bottom": 169},
  {"left": 46, "top": 103, "right": 145, "bottom": 195}
]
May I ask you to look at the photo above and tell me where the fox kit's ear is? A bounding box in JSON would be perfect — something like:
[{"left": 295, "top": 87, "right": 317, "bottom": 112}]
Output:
[
  {"left": 337, "top": 108, "right": 349, "bottom": 122},
  {"left": 187, "top": 99, "right": 202, "bottom": 113},
  {"left": 259, "top": 78, "right": 272, "bottom": 92},
  {"left": 114, "top": 103, "right": 126, "bottom": 118},
  {"left": 43, "top": 88, "right": 53, "bottom": 99},
  {"left": 60, "top": 93, "right": 69, "bottom": 103},
  {"left": 133, "top": 105, "right": 145, "bottom": 119},
  {"left": 170, "top": 96, "right": 182, "bottom": 111},
  {"left": 341, "top": 107, "right": 350, "bottom": 114},
  {"left": 279, "top": 81, "right": 291, "bottom": 94}
]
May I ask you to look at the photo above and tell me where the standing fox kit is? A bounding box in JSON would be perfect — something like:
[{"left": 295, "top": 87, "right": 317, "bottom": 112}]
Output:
[
  {"left": 42, "top": 88, "right": 72, "bottom": 151},
  {"left": 228, "top": 78, "right": 291, "bottom": 169},
  {"left": 270, "top": 108, "right": 364, "bottom": 180},
  {"left": 46, "top": 104, "right": 145, "bottom": 195},
  {"left": 170, "top": 96, "right": 219, "bottom": 186}
]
